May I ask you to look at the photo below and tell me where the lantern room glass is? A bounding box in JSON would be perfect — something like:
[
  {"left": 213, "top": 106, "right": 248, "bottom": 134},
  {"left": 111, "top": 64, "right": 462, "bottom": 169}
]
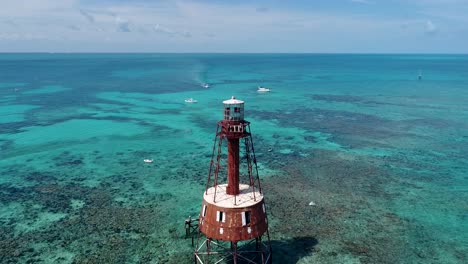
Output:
[{"left": 223, "top": 103, "right": 244, "bottom": 121}]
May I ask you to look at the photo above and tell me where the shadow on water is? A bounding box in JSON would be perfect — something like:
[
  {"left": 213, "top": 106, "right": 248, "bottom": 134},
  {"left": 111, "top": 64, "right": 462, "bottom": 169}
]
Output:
[
  {"left": 219, "top": 236, "right": 318, "bottom": 264},
  {"left": 270, "top": 237, "right": 318, "bottom": 264}
]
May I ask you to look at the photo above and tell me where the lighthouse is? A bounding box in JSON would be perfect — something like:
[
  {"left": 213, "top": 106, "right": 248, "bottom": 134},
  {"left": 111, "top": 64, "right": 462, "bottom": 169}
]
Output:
[{"left": 194, "top": 96, "right": 272, "bottom": 264}]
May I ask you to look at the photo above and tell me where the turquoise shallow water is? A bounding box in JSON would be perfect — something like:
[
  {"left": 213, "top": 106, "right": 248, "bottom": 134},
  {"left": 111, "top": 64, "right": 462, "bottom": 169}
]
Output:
[{"left": 0, "top": 53, "right": 467, "bottom": 263}]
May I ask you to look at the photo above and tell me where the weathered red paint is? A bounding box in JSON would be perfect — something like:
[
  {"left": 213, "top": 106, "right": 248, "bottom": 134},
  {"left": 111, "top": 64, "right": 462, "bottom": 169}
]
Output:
[
  {"left": 199, "top": 198, "right": 267, "bottom": 242},
  {"left": 226, "top": 138, "right": 240, "bottom": 195}
]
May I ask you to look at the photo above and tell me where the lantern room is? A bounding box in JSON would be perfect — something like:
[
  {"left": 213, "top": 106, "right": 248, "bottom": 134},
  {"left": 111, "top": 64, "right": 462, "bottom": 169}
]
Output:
[{"left": 223, "top": 96, "right": 244, "bottom": 121}]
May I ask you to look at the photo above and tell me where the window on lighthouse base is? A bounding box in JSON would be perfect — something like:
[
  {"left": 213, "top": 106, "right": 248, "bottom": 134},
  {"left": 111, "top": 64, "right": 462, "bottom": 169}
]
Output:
[
  {"left": 216, "top": 211, "right": 226, "bottom": 223},
  {"left": 202, "top": 205, "right": 207, "bottom": 217},
  {"left": 242, "top": 211, "right": 251, "bottom": 226}
]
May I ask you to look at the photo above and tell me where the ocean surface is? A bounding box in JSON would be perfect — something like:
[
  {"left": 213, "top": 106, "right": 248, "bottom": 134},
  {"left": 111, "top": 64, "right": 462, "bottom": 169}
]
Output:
[{"left": 0, "top": 53, "right": 467, "bottom": 263}]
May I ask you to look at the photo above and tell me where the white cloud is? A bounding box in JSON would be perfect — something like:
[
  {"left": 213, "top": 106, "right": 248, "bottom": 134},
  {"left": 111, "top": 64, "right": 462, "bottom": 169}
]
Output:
[
  {"left": 425, "top": 20, "right": 437, "bottom": 34},
  {"left": 0, "top": 0, "right": 465, "bottom": 52},
  {"left": 153, "top": 24, "right": 176, "bottom": 35},
  {"left": 114, "top": 16, "right": 131, "bottom": 32},
  {"left": 68, "top": 25, "right": 80, "bottom": 31},
  {"left": 79, "top": 9, "right": 95, "bottom": 23},
  {"left": 350, "top": 0, "right": 373, "bottom": 4},
  {"left": 2, "top": 20, "right": 18, "bottom": 27},
  {"left": 255, "top": 7, "right": 269, "bottom": 12}
]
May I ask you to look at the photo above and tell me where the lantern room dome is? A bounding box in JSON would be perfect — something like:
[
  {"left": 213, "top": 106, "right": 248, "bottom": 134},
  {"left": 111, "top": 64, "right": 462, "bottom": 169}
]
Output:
[
  {"left": 223, "top": 96, "right": 244, "bottom": 121},
  {"left": 223, "top": 96, "right": 244, "bottom": 105}
]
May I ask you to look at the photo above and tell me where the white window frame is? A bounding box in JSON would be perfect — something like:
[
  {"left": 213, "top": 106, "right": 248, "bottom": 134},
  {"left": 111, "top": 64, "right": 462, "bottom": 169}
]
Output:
[
  {"left": 242, "top": 211, "right": 251, "bottom": 226},
  {"left": 216, "top": 211, "right": 226, "bottom": 222}
]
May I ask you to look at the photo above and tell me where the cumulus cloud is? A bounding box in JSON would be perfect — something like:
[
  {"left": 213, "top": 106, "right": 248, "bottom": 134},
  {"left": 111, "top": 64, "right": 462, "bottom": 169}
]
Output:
[
  {"left": 79, "top": 9, "right": 95, "bottom": 23},
  {"left": 152, "top": 23, "right": 193, "bottom": 38},
  {"left": 2, "top": 20, "right": 18, "bottom": 27},
  {"left": 0, "top": 0, "right": 465, "bottom": 52},
  {"left": 115, "top": 17, "right": 132, "bottom": 32},
  {"left": 205, "top": 32, "right": 216, "bottom": 38},
  {"left": 425, "top": 20, "right": 437, "bottom": 34},
  {"left": 0, "top": 32, "right": 50, "bottom": 41},
  {"left": 181, "top": 31, "right": 192, "bottom": 38},
  {"left": 153, "top": 23, "right": 173, "bottom": 35},
  {"left": 350, "top": 0, "right": 373, "bottom": 4},
  {"left": 256, "top": 7, "right": 269, "bottom": 12},
  {"left": 68, "top": 25, "right": 80, "bottom": 31}
]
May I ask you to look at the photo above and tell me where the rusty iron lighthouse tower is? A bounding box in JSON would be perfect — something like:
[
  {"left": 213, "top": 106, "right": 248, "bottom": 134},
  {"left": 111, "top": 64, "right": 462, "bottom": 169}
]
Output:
[{"left": 194, "top": 96, "right": 272, "bottom": 264}]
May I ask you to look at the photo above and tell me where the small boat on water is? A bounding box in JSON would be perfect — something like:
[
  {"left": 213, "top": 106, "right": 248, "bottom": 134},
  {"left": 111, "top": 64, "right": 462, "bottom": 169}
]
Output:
[
  {"left": 185, "top": 98, "right": 198, "bottom": 103},
  {"left": 143, "top": 159, "right": 153, "bottom": 163},
  {"left": 202, "top": 83, "right": 210, "bottom": 88},
  {"left": 257, "top": 86, "right": 271, "bottom": 92}
]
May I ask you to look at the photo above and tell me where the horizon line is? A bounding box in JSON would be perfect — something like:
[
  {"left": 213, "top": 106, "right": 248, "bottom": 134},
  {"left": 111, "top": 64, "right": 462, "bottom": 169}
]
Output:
[{"left": 0, "top": 52, "right": 467, "bottom": 55}]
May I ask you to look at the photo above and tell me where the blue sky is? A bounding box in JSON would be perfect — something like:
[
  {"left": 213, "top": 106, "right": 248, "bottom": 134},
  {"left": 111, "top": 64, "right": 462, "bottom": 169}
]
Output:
[{"left": 0, "top": 0, "right": 467, "bottom": 53}]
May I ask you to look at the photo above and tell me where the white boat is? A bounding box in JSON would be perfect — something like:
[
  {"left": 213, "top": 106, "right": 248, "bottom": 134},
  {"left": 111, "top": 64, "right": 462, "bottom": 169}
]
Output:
[
  {"left": 202, "top": 83, "right": 210, "bottom": 88},
  {"left": 185, "top": 98, "right": 198, "bottom": 103},
  {"left": 143, "top": 159, "right": 153, "bottom": 163},
  {"left": 257, "top": 86, "right": 271, "bottom": 92}
]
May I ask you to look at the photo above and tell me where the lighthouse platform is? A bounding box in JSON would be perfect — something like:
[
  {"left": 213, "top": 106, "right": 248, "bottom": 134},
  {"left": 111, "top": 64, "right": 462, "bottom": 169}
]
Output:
[{"left": 199, "top": 184, "right": 268, "bottom": 242}]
